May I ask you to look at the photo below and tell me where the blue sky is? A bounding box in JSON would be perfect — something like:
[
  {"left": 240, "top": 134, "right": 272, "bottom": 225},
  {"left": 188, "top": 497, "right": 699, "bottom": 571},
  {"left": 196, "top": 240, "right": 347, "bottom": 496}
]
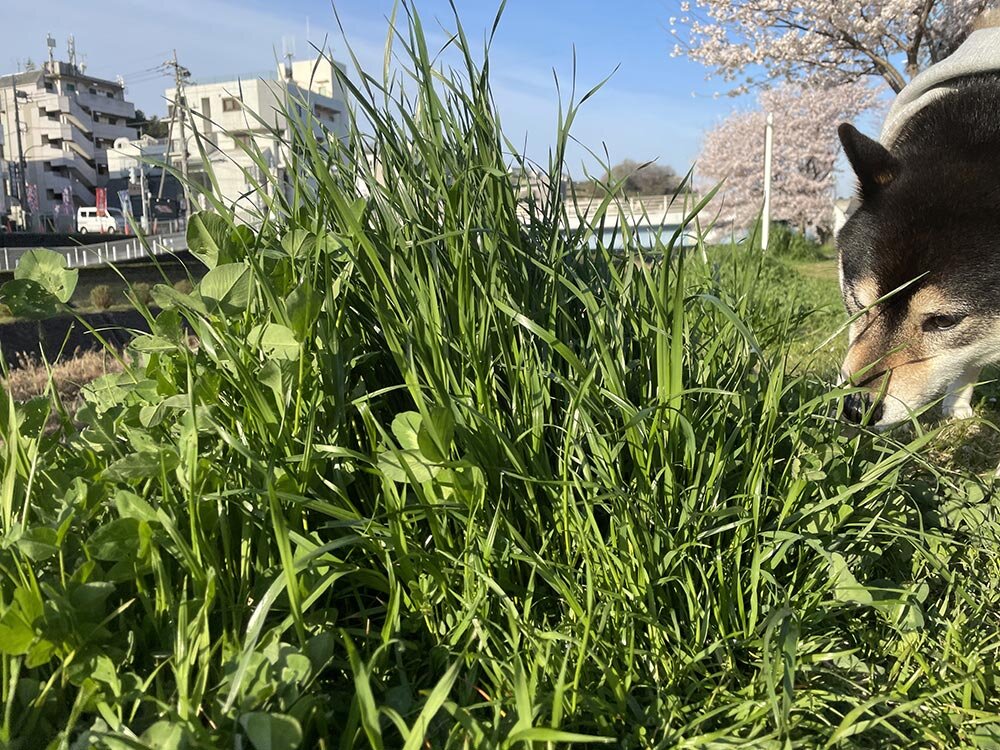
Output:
[{"left": 6, "top": 0, "right": 755, "bottom": 180}]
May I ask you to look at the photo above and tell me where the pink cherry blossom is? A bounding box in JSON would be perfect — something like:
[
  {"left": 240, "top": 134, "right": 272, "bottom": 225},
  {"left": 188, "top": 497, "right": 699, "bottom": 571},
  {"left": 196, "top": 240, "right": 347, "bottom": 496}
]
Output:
[
  {"left": 698, "top": 82, "right": 880, "bottom": 236},
  {"left": 671, "top": 0, "right": 989, "bottom": 93}
]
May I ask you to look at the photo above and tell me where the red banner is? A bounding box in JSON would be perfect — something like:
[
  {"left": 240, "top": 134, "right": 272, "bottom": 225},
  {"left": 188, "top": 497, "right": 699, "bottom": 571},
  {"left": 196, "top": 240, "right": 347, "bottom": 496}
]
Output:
[{"left": 96, "top": 187, "right": 107, "bottom": 216}]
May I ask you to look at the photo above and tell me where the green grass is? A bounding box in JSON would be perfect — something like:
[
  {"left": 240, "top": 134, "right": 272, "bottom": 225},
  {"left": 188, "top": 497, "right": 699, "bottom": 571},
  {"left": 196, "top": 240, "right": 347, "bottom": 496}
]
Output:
[{"left": 3, "top": 6, "right": 1000, "bottom": 748}]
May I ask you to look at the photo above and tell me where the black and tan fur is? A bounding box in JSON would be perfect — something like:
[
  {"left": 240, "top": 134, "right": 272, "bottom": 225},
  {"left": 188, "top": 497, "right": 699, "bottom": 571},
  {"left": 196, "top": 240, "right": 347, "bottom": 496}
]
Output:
[{"left": 837, "top": 16, "right": 1000, "bottom": 427}]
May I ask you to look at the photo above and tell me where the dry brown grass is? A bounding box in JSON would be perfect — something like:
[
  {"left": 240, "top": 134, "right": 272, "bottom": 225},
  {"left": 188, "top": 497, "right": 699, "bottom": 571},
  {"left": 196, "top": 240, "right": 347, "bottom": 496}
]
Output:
[{"left": 4, "top": 349, "right": 127, "bottom": 405}]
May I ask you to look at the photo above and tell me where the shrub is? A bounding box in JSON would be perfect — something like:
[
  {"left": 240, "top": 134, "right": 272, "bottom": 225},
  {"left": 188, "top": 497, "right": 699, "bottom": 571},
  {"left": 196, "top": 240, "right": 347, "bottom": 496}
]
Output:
[
  {"left": 768, "top": 221, "right": 828, "bottom": 260},
  {"left": 130, "top": 281, "right": 153, "bottom": 307},
  {"left": 88, "top": 283, "right": 114, "bottom": 309}
]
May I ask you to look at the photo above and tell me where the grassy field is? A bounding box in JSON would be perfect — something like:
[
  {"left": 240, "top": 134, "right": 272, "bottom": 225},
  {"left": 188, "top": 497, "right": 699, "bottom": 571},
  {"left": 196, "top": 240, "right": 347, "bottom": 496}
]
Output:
[{"left": 3, "top": 8, "right": 1000, "bottom": 749}]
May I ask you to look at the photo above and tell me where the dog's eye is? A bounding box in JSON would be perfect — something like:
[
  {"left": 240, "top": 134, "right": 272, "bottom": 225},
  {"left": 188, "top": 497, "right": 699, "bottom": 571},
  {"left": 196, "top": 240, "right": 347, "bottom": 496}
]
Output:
[{"left": 923, "top": 314, "right": 966, "bottom": 332}]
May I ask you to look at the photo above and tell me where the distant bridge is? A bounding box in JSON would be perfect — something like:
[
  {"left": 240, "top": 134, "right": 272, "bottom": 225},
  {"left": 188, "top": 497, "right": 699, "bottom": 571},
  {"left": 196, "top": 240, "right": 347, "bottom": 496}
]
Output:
[{"left": 519, "top": 194, "right": 708, "bottom": 248}]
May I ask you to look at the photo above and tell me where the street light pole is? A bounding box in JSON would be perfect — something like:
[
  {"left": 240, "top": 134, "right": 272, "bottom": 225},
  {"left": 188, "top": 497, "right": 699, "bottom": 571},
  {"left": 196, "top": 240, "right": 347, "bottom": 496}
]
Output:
[{"left": 761, "top": 112, "right": 774, "bottom": 252}]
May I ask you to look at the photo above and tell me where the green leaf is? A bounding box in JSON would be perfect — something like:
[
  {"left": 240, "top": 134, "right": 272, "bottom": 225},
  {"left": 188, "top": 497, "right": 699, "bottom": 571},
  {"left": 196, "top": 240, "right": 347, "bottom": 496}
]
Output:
[
  {"left": 391, "top": 412, "right": 423, "bottom": 451},
  {"left": 68, "top": 581, "right": 115, "bottom": 615},
  {"left": 89, "top": 653, "right": 122, "bottom": 697},
  {"left": 0, "top": 278, "right": 63, "bottom": 319},
  {"left": 151, "top": 283, "right": 207, "bottom": 314},
  {"left": 17, "top": 526, "right": 59, "bottom": 562},
  {"left": 87, "top": 518, "right": 145, "bottom": 562},
  {"left": 82, "top": 374, "right": 129, "bottom": 414},
  {"left": 280, "top": 229, "right": 316, "bottom": 259},
  {"left": 828, "top": 553, "right": 873, "bottom": 606},
  {"left": 417, "top": 406, "right": 454, "bottom": 462},
  {"left": 249, "top": 323, "right": 300, "bottom": 361},
  {"left": 187, "top": 211, "right": 231, "bottom": 269},
  {"left": 114, "top": 490, "right": 160, "bottom": 524},
  {"left": 104, "top": 449, "right": 180, "bottom": 481},
  {"left": 378, "top": 449, "right": 437, "bottom": 484},
  {"left": 200, "top": 263, "right": 253, "bottom": 316},
  {"left": 285, "top": 281, "right": 320, "bottom": 341},
  {"left": 505, "top": 728, "right": 614, "bottom": 744},
  {"left": 402, "top": 659, "right": 460, "bottom": 750},
  {"left": 14, "top": 247, "right": 78, "bottom": 302},
  {"left": 240, "top": 712, "right": 303, "bottom": 750},
  {"left": 140, "top": 720, "right": 190, "bottom": 749},
  {"left": 153, "top": 307, "right": 186, "bottom": 343},
  {"left": 131, "top": 334, "right": 179, "bottom": 354},
  {"left": 0, "top": 586, "right": 43, "bottom": 656}
]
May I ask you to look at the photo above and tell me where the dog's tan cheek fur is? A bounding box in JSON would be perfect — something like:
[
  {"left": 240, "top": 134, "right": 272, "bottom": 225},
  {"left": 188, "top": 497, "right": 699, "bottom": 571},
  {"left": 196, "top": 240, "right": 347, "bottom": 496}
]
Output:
[{"left": 849, "top": 277, "right": 880, "bottom": 311}]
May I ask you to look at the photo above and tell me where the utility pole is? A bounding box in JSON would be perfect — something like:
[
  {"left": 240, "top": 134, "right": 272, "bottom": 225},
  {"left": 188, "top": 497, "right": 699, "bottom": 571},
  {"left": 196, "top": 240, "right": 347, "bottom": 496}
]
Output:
[
  {"left": 162, "top": 51, "right": 191, "bottom": 213},
  {"left": 11, "top": 74, "right": 30, "bottom": 231},
  {"left": 761, "top": 112, "right": 774, "bottom": 252}
]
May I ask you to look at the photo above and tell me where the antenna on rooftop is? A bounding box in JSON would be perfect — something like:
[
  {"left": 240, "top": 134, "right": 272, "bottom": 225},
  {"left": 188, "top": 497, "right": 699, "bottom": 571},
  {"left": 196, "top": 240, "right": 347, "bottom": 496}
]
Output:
[
  {"left": 46, "top": 33, "right": 56, "bottom": 69},
  {"left": 67, "top": 35, "right": 77, "bottom": 70}
]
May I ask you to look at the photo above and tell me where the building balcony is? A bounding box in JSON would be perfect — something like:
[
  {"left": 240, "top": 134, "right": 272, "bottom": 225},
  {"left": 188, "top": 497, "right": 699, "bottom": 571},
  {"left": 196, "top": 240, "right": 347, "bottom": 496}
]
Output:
[
  {"left": 49, "top": 152, "right": 98, "bottom": 186},
  {"left": 42, "top": 173, "right": 95, "bottom": 207},
  {"left": 76, "top": 90, "right": 134, "bottom": 119},
  {"left": 45, "top": 96, "right": 95, "bottom": 136},
  {"left": 92, "top": 120, "right": 137, "bottom": 143}
]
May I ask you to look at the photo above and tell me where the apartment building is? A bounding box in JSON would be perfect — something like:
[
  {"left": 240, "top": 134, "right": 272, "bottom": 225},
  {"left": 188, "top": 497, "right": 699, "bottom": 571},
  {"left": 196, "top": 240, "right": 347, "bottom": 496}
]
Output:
[
  {"left": 163, "top": 57, "right": 349, "bottom": 221},
  {"left": 0, "top": 55, "right": 137, "bottom": 230}
]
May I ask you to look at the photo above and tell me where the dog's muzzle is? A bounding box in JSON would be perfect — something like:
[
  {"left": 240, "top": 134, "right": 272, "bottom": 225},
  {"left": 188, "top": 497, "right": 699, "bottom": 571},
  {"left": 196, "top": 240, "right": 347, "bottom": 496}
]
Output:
[{"left": 843, "top": 392, "right": 884, "bottom": 424}]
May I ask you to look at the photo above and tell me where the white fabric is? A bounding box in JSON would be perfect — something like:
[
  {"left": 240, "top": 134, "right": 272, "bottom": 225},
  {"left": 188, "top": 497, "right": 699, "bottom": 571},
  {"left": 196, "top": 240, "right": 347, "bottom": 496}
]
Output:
[{"left": 880, "top": 26, "right": 1000, "bottom": 148}]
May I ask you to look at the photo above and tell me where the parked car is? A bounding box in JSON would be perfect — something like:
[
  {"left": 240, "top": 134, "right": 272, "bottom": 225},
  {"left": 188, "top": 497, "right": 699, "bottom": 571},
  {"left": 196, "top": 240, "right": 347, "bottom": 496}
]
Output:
[{"left": 76, "top": 207, "right": 123, "bottom": 234}]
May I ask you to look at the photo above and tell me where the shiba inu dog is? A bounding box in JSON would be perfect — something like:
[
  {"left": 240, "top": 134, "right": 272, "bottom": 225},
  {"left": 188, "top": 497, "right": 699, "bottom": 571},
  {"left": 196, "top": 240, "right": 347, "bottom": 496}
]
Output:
[{"left": 836, "top": 11, "right": 1000, "bottom": 428}]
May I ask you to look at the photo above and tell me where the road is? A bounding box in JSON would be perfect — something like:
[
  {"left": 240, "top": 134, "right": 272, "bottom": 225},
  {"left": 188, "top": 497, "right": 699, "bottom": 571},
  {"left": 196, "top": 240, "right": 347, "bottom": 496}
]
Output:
[{"left": 0, "top": 232, "right": 188, "bottom": 273}]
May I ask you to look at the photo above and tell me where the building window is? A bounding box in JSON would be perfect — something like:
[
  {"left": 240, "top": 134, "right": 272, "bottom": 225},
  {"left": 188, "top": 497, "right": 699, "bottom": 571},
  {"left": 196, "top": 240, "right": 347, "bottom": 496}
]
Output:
[
  {"left": 89, "top": 88, "right": 97, "bottom": 95},
  {"left": 44, "top": 82, "right": 53, "bottom": 91},
  {"left": 106, "top": 91, "right": 114, "bottom": 98},
  {"left": 314, "top": 104, "right": 340, "bottom": 122},
  {"left": 222, "top": 97, "right": 242, "bottom": 112},
  {"left": 66, "top": 83, "right": 76, "bottom": 92},
  {"left": 232, "top": 132, "right": 252, "bottom": 148}
]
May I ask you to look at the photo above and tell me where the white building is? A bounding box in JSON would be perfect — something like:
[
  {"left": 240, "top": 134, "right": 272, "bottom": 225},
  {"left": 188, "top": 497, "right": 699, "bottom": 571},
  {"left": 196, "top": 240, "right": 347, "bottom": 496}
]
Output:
[
  {"left": 163, "top": 57, "right": 349, "bottom": 221},
  {"left": 0, "top": 52, "right": 137, "bottom": 230}
]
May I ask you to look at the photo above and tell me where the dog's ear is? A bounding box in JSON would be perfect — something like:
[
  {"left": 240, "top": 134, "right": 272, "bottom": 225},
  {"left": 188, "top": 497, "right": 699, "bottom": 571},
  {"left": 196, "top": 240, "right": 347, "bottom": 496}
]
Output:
[{"left": 838, "top": 123, "right": 899, "bottom": 199}]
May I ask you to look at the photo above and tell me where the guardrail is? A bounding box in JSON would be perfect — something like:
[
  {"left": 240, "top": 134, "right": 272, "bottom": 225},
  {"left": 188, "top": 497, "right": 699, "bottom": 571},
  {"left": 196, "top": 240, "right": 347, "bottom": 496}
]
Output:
[{"left": 0, "top": 233, "right": 187, "bottom": 273}]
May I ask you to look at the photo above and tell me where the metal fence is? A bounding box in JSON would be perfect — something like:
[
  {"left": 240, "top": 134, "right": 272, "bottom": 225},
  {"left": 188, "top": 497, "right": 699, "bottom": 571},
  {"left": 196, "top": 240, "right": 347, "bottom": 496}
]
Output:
[{"left": 0, "top": 233, "right": 188, "bottom": 273}]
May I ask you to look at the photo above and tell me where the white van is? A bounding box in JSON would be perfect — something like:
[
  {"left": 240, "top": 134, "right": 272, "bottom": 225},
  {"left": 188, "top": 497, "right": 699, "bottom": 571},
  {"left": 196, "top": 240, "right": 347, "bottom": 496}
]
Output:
[{"left": 77, "top": 207, "right": 122, "bottom": 234}]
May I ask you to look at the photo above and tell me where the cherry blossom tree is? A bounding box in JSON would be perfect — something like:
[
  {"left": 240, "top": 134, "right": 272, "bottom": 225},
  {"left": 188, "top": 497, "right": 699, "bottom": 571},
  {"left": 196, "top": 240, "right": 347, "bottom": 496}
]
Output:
[
  {"left": 698, "top": 82, "right": 879, "bottom": 236},
  {"left": 670, "top": 0, "right": 990, "bottom": 94}
]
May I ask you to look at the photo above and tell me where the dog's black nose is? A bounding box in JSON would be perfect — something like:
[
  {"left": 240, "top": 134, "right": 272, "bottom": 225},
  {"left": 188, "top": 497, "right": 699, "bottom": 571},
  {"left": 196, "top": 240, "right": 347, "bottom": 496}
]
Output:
[
  {"left": 869, "top": 399, "right": 884, "bottom": 423},
  {"left": 843, "top": 393, "right": 883, "bottom": 424},
  {"left": 844, "top": 393, "right": 864, "bottom": 423}
]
